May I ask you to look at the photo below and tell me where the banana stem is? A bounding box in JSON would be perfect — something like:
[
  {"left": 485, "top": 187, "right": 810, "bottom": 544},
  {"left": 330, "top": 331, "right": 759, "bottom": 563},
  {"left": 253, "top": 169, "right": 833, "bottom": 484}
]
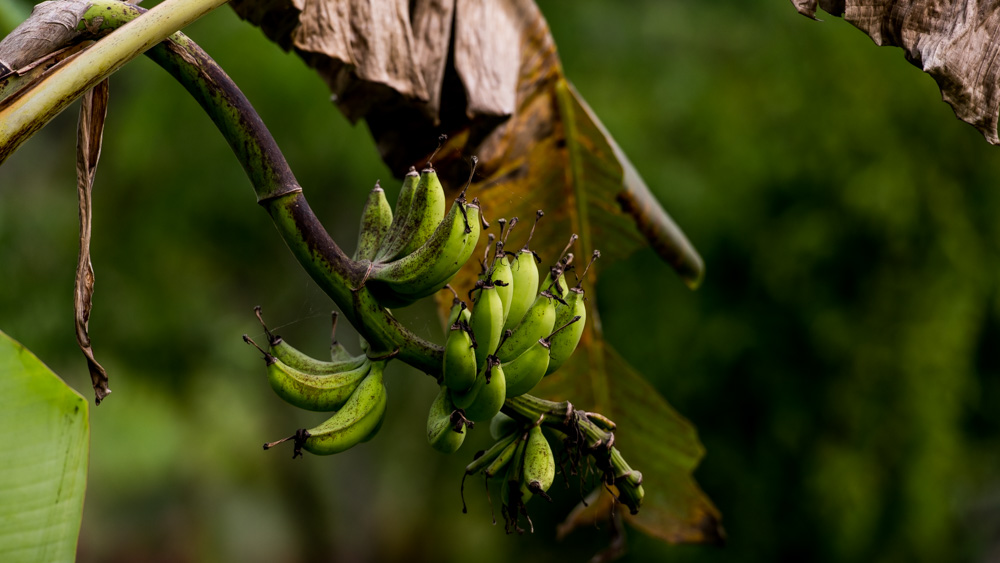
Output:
[{"left": 0, "top": 0, "right": 444, "bottom": 374}]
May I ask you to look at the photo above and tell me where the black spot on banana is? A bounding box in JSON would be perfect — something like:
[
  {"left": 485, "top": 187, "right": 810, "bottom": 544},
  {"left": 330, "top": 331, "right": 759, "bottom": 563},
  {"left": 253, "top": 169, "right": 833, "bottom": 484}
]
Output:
[
  {"left": 352, "top": 181, "right": 393, "bottom": 262},
  {"left": 298, "top": 361, "right": 389, "bottom": 455},
  {"left": 366, "top": 197, "right": 481, "bottom": 307},
  {"left": 426, "top": 385, "right": 468, "bottom": 454}
]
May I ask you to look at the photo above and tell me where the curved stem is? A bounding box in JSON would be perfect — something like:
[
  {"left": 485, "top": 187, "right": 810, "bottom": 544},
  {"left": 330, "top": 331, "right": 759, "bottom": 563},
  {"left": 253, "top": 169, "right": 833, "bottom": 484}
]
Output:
[{"left": 1, "top": 0, "right": 444, "bottom": 374}]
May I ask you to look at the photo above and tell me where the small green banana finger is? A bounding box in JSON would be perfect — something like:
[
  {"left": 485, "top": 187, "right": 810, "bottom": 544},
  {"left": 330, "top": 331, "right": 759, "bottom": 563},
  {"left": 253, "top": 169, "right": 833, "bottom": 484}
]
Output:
[
  {"left": 299, "top": 361, "right": 388, "bottom": 455},
  {"left": 502, "top": 338, "right": 550, "bottom": 397},
  {"left": 464, "top": 431, "right": 519, "bottom": 476},
  {"left": 245, "top": 335, "right": 372, "bottom": 411},
  {"left": 374, "top": 167, "right": 419, "bottom": 261},
  {"left": 368, "top": 196, "right": 481, "bottom": 305},
  {"left": 521, "top": 425, "right": 555, "bottom": 499},
  {"left": 452, "top": 359, "right": 506, "bottom": 422},
  {"left": 352, "top": 181, "right": 393, "bottom": 262},
  {"left": 484, "top": 431, "right": 525, "bottom": 479},
  {"left": 378, "top": 166, "right": 447, "bottom": 262},
  {"left": 495, "top": 291, "right": 556, "bottom": 363},
  {"left": 490, "top": 412, "right": 519, "bottom": 440},
  {"left": 253, "top": 307, "right": 365, "bottom": 374},
  {"left": 427, "top": 385, "right": 469, "bottom": 454},
  {"left": 546, "top": 251, "right": 598, "bottom": 375},
  {"left": 500, "top": 435, "right": 532, "bottom": 533},
  {"left": 443, "top": 305, "right": 478, "bottom": 392},
  {"left": 469, "top": 282, "right": 505, "bottom": 371},
  {"left": 503, "top": 211, "right": 543, "bottom": 333}
]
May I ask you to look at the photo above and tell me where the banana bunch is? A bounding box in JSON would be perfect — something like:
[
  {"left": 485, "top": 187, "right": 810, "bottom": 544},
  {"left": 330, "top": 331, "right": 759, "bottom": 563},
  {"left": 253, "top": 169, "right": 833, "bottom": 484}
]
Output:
[
  {"left": 441, "top": 220, "right": 598, "bottom": 414},
  {"left": 462, "top": 423, "right": 556, "bottom": 533},
  {"left": 250, "top": 307, "right": 389, "bottom": 456},
  {"left": 353, "top": 162, "right": 483, "bottom": 309}
]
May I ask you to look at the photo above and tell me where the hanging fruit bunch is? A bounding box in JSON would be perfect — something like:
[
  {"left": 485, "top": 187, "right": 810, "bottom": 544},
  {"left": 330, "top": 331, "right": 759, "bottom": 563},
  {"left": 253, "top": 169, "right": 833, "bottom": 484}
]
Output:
[{"left": 246, "top": 151, "right": 643, "bottom": 532}]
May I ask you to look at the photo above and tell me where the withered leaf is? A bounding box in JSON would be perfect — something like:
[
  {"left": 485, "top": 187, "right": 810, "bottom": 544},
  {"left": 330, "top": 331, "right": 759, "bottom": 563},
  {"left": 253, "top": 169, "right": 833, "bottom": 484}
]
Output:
[
  {"left": 229, "top": 0, "right": 717, "bottom": 545},
  {"left": 791, "top": 0, "right": 1000, "bottom": 144},
  {"left": 75, "top": 79, "right": 111, "bottom": 404}
]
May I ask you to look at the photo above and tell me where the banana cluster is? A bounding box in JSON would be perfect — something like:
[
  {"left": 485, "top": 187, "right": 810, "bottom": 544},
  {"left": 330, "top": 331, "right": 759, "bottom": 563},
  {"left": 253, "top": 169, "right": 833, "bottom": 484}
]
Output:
[
  {"left": 440, "top": 217, "right": 598, "bottom": 423},
  {"left": 250, "top": 308, "right": 388, "bottom": 457},
  {"left": 462, "top": 418, "right": 556, "bottom": 533},
  {"left": 353, "top": 165, "right": 482, "bottom": 308}
]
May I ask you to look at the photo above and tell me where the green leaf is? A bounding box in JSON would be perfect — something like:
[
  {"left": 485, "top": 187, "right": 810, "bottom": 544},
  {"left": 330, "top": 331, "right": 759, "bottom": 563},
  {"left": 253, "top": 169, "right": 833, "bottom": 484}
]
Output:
[{"left": 0, "top": 330, "right": 89, "bottom": 562}]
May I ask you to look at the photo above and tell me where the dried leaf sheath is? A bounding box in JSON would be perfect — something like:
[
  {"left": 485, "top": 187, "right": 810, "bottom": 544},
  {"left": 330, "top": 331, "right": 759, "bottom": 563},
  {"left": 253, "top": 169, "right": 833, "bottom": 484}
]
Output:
[
  {"left": 74, "top": 80, "right": 110, "bottom": 404},
  {"left": 791, "top": 0, "right": 1000, "bottom": 145}
]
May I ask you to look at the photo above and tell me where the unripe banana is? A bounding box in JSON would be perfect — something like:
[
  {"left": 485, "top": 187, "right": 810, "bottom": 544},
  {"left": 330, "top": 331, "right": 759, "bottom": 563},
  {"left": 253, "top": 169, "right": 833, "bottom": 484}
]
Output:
[
  {"left": 378, "top": 167, "right": 447, "bottom": 262},
  {"left": 547, "top": 251, "right": 598, "bottom": 375},
  {"left": 500, "top": 435, "right": 531, "bottom": 529},
  {"left": 352, "top": 181, "right": 393, "bottom": 262},
  {"left": 484, "top": 430, "right": 525, "bottom": 479},
  {"left": 490, "top": 412, "right": 518, "bottom": 440},
  {"left": 452, "top": 360, "right": 506, "bottom": 422},
  {"left": 545, "top": 288, "right": 585, "bottom": 375},
  {"left": 299, "top": 361, "right": 388, "bottom": 455},
  {"left": 464, "top": 431, "right": 519, "bottom": 476},
  {"left": 502, "top": 339, "right": 550, "bottom": 397},
  {"left": 492, "top": 250, "right": 514, "bottom": 324},
  {"left": 503, "top": 211, "right": 543, "bottom": 333},
  {"left": 374, "top": 167, "right": 419, "bottom": 262},
  {"left": 520, "top": 425, "right": 555, "bottom": 499},
  {"left": 504, "top": 250, "right": 539, "bottom": 333},
  {"left": 426, "top": 385, "right": 467, "bottom": 454},
  {"left": 443, "top": 306, "right": 477, "bottom": 392},
  {"left": 469, "top": 283, "right": 504, "bottom": 370},
  {"left": 495, "top": 291, "right": 556, "bottom": 363},
  {"left": 254, "top": 306, "right": 367, "bottom": 374},
  {"left": 367, "top": 197, "right": 481, "bottom": 306},
  {"left": 246, "top": 335, "right": 374, "bottom": 412}
]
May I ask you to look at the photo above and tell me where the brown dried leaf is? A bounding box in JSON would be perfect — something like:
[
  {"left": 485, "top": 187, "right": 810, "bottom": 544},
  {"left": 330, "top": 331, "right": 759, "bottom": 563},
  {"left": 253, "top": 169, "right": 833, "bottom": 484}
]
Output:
[
  {"left": 75, "top": 79, "right": 110, "bottom": 404},
  {"left": 791, "top": 0, "right": 1000, "bottom": 144}
]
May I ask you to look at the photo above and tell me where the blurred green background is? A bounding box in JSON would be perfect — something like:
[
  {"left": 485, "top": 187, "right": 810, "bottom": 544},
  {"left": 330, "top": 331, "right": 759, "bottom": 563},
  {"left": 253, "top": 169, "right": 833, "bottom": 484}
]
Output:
[{"left": 3, "top": 0, "right": 1000, "bottom": 561}]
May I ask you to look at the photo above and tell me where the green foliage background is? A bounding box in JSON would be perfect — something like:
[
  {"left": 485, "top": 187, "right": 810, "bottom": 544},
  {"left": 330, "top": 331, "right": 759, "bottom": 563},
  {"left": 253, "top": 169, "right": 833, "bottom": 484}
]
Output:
[{"left": 2, "top": 0, "right": 999, "bottom": 561}]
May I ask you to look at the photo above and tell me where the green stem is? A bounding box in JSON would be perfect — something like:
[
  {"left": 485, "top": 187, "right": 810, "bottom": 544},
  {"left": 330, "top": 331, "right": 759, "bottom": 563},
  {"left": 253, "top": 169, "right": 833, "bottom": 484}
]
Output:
[{"left": 1, "top": 0, "right": 443, "bottom": 374}]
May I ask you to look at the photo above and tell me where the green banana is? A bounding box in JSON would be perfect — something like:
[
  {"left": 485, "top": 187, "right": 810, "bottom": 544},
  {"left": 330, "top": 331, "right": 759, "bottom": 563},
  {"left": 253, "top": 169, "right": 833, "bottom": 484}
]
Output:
[
  {"left": 377, "top": 167, "right": 447, "bottom": 262},
  {"left": 452, "top": 360, "right": 506, "bottom": 422},
  {"left": 253, "top": 307, "right": 365, "bottom": 374},
  {"left": 352, "top": 180, "right": 393, "bottom": 262},
  {"left": 484, "top": 431, "right": 525, "bottom": 479},
  {"left": 367, "top": 196, "right": 481, "bottom": 305},
  {"left": 520, "top": 425, "right": 555, "bottom": 499},
  {"left": 492, "top": 250, "right": 514, "bottom": 324},
  {"left": 469, "top": 281, "right": 504, "bottom": 370},
  {"left": 299, "top": 361, "right": 388, "bottom": 455},
  {"left": 610, "top": 447, "right": 644, "bottom": 514},
  {"left": 443, "top": 305, "right": 477, "bottom": 392},
  {"left": 495, "top": 291, "right": 556, "bottom": 363},
  {"left": 464, "top": 431, "right": 519, "bottom": 476},
  {"left": 490, "top": 412, "right": 519, "bottom": 440},
  {"left": 546, "top": 250, "right": 598, "bottom": 375},
  {"left": 373, "top": 167, "right": 419, "bottom": 262},
  {"left": 245, "top": 335, "right": 372, "bottom": 412},
  {"left": 426, "top": 385, "right": 468, "bottom": 454},
  {"left": 502, "top": 338, "right": 550, "bottom": 397},
  {"left": 500, "top": 435, "right": 531, "bottom": 533},
  {"left": 328, "top": 311, "right": 352, "bottom": 362},
  {"left": 503, "top": 211, "right": 543, "bottom": 333}
]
